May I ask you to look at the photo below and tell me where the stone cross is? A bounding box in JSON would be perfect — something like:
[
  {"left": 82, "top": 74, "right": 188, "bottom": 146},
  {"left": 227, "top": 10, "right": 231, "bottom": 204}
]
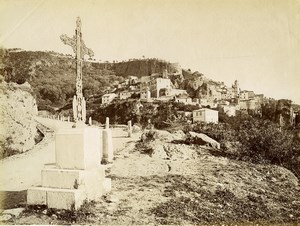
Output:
[{"left": 60, "top": 17, "right": 94, "bottom": 123}]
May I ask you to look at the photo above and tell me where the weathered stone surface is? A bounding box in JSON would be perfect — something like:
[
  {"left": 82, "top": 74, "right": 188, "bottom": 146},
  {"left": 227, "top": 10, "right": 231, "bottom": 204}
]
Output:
[
  {"left": 141, "top": 130, "right": 173, "bottom": 142},
  {"left": 2, "top": 208, "right": 24, "bottom": 218},
  {"left": 28, "top": 187, "right": 85, "bottom": 210},
  {"left": 141, "top": 130, "right": 186, "bottom": 143},
  {"left": 150, "top": 144, "right": 168, "bottom": 159},
  {"left": 145, "top": 141, "right": 197, "bottom": 160},
  {"left": 47, "top": 188, "right": 85, "bottom": 210},
  {"left": 0, "top": 214, "right": 12, "bottom": 222},
  {"left": 41, "top": 166, "right": 105, "bottom": 191},
  {"left": 163, "top": 143, "right": 198, "bottom": 160},
  {"left": 103, "top": 129, "right": 113, "bottom": 162},
  {"left": 187, "top": 131, "right": 220, "bottom": 149},
  {"left": 27, "top": 187, "right": 47, "bottom": 205},
  {"left": 171, "top": 130, "right": 186, "bottom": 141},
  {"left": 55, "top": 127, "right": 101, "bottom": 169},
  {"left": 0, "top": 82, "right": 38, "bottom": 158}
]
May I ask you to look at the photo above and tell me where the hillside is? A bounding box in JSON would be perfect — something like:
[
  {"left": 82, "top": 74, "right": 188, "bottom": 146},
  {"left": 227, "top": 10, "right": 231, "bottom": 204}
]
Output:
[
  {"left": 0, "top": 81, "right": 38, "bottom": 158},
  {"left": 0, "top": 49, "right": 179, "bottom": 110},
  {"left": 8, "top": 128, "right": 300, "bottom": 225}
]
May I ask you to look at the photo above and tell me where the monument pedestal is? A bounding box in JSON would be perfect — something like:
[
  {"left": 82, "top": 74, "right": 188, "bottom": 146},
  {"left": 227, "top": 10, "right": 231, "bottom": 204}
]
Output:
[{"left": 27, "top": 127, "right": 110, "bottom": 210}]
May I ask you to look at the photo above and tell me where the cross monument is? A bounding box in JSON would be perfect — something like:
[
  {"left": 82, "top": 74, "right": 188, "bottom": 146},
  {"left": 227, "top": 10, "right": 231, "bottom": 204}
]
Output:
[{"left": 60, "top": 17, "right": 94, "bottom": 124}]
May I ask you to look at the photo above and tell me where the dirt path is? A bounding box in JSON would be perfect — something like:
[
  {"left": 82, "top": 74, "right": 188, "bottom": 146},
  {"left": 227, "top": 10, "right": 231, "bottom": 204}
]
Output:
[
  {"left": 0, "top": 117, "right": 73, "bottom": 192},
  {"left": 0, "top": 119, "right": 132, "bottom": 192},
  {"left": 0, "top": 131, "right": 55, "bottom": 191}
]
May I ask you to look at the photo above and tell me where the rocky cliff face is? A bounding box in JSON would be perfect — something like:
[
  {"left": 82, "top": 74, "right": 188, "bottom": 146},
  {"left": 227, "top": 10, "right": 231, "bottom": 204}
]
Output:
[
  {"left": 0, "top": 81, "right": 38, "bottom": 158},
  {"left": 110, "top": 59, "right": 179, "bottom": 77}
]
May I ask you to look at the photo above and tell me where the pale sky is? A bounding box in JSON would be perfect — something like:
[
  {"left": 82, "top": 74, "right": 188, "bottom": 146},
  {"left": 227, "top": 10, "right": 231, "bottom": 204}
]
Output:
[{"left": 1, "top": 0, "right": 300, "bottom": 103}]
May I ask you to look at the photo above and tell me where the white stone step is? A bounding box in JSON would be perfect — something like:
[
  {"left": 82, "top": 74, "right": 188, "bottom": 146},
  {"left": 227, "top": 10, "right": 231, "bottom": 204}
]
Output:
[
  {"left": 41, "top": 166, "right": 105, "bottom": 190},
  {"left": 27, "top": 187, "right": 85, "bottom": 210}
]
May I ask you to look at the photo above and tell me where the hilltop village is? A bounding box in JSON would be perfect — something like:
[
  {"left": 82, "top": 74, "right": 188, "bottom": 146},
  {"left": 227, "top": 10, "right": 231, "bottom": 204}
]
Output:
[
  {"left": 99, "top": 63, "right": 293, "bottom": 124},
  {"left": 1, "top": 48, "right": 299, "bottom": 127}
]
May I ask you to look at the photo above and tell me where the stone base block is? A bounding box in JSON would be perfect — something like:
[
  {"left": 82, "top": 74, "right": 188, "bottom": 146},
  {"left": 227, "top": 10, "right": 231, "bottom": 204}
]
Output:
[
  {"left": 47, "top": 188, "right": 85, "bottom": 210},
  {"left": 27, "top": 187, "right": 85, "bottom": 210},
  {"left": 41, "top": 166, "right": 105, "bottom": 200},
  {"left": 55, "top": 128, "right": 101, "bottom": 170},
  {"left": 27, "top": 187, "right": 47, "bottom": 205},
  {"left": 42, "top": 166, "right": 105, "bottom": 189}
]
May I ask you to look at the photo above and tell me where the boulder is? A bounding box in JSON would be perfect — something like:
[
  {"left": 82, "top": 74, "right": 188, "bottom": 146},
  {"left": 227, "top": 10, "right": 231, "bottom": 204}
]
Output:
[
  {"left": 2, "top": 208, "right": 24, "bottom": 218},
  {"left": 0, "top": 214, "right": 12, "bottom": 222},
  {"left": 187, "top": 132, "right": 220, "bottom": 149},
  {"left": 171, "top": 130, "right": 186, "bottom": 141},
  {"left": 141, "top": 130, "right": 174, "bottom": 142},
  {"left": 163, "top": 143, "right": 197, "bottom": 160}
]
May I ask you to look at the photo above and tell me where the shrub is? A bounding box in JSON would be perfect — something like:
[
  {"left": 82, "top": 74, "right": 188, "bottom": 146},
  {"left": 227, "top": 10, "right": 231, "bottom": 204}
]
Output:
[
  {"left": 235, "top": 118, "right": 296, "bottom": 164},
  {"left": 184, "top": 116, "right": 300, "bottom": 178}
]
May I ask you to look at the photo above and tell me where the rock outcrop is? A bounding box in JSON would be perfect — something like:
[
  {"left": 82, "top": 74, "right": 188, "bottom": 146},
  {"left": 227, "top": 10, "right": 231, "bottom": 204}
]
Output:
[
  {"left": 140, "top": 130, "right": 199, "bottom": 160},
  {"left": 0, "top": 81, "right": 38, "bottom": 158},
  {"left": 186, "top": 131, "right": 220, "bottom": 149}
]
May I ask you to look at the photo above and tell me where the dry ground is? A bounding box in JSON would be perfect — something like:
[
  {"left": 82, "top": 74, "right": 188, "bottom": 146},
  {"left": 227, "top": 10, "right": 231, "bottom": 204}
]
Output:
[{"left": 1, "top": 124, "right": 300, "bottom": 225}]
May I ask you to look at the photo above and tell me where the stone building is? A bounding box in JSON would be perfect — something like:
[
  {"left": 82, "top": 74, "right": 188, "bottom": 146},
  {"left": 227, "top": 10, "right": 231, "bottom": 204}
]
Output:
[
  {"left": 119, "top": 91, "right": 133, "bottom": 100},
  {"left": 149, "top": 78, "right": 172, "bottom": 98},
  {"left": 240, "top": 91, "right": 249, "bottom": 100},
  {"left": 221, "top": 90, "right": 233, "bottom": 100},
  {"left": 223, "top": 105, "right": 237, "bottom": 117},
  {"left": 102, "top": 93, "right": 117, "bottom": 104},
  {"left": 140, "top": 90, "right": 151, "bottom": 100},
  {"left": 167, "top": 89, "right": 187, "bottom": 97},
  {"left": 232, "top": 80, "right": 240, "bottom": 98},
  {"left": 240, "top": 90, "right": 255, "bottom": 100},
  {"left": 193, "top": 108, "right": 219, "bottom": 123},
  {"left": 175, "top": 96, "right": 193, "bottom": 105}
]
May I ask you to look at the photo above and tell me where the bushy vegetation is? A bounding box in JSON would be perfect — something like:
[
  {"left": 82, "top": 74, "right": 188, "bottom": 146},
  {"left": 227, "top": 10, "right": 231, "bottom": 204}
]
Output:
[
  {"left": 186, "top": 115, "right": 300, "bottom": 178},
  {"left": 90, "top": 100, "right": 196, "bottom": 129},
  {"left": 1, "top": 49, "right": 178, "bottom": 111},
  {"left": 1, "top": 49, "right": 123, "bottom": 110}
]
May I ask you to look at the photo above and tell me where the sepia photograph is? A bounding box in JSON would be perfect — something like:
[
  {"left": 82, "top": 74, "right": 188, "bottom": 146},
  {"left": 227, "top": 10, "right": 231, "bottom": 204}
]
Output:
[{"left": 0, "top": 0, "right": 300, "bottom": 224}]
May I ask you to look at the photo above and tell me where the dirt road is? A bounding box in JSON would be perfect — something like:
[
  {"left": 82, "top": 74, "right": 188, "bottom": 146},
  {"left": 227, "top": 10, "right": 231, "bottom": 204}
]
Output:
[{"left": 0, "top": 118, "right": 132, "bottom": 192}]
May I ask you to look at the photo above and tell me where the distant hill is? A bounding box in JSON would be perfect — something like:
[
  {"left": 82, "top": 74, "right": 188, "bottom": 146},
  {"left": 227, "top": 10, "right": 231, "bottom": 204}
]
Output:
[
  {"left": 0, "top": 49, "right": 180, "bottom": 110},
  {"left": 0, "top": 48, "right": 238, "bottom": 112}
]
